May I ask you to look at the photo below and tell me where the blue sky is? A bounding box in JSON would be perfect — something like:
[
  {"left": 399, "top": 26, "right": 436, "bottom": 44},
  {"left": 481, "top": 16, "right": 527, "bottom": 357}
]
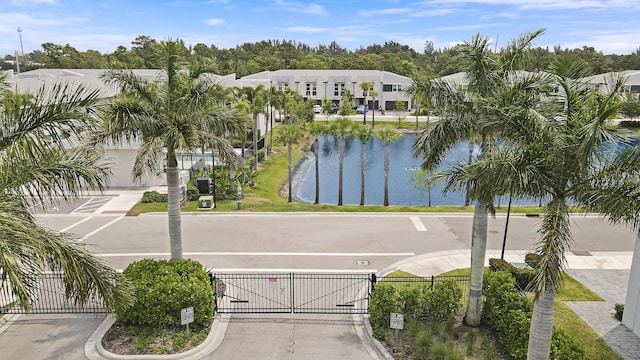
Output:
[{"left": 1, "top": 0, "right": 639, "bottom": 57}]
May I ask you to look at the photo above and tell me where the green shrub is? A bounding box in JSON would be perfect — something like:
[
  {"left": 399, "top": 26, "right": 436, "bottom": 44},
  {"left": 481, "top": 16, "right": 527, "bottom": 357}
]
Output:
[
  {"left": 524, "top": 253, "right": 542, "bottom": 268},
  {"left": 550, "top": 327, "right": 586, "bottom": 360},
  {"left": 140, "top": 191, "right": 168, "bottom": 203},
  {"left": 398, "top": 285, "right": 423, "bottom": 319},
  {"left": 422, "top": 279, "right": 463, "bottom": 321},
  {"left": 619, "top": 120, "right": 640, "bottom": 128},
  {"left": 489, "top": 258, "right": 536, "bottom": 290},
  {"left": 615, "top": 303, "right": 624, "bottom": 321},
  {"left": 186, "top": 181, "right": 200, "bottom": 201},
  {"left": 483, "top": 271, "right": 585, "bottom": 360},
  {"left": 116, "top": 259, "right": 214, "bottom": 329},
  {"left": 369, "top": 283, "right": 399, "bottom": 340}
]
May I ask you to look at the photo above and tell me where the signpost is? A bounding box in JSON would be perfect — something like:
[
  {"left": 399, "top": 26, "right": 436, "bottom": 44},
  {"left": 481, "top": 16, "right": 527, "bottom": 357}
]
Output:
[
  {"left": 181, "top": 307, "right": 195, "bottom": 339},
  {"left": 390, "top": 312, "right": 404, "bottom": 337}
]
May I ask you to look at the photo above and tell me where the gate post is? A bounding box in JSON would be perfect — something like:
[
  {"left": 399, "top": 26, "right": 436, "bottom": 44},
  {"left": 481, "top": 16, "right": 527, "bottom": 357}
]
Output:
[
  {"left": 370, "top": 273, "right": 377, "bottom": 293},
  {"left": 290, "top": 272, "right": 294, "bottom": 313},
  {"left": 209, "top": 272, "right": 218, "bottom": 313}
]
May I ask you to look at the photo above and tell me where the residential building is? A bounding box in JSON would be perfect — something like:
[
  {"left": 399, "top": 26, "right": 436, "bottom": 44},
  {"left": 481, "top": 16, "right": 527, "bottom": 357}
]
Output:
[{"left": 239, "top": 69, "right": 413, "bottom": 111}]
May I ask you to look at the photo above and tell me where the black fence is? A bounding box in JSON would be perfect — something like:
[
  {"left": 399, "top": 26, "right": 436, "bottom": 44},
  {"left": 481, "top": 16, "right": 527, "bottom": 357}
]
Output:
[
  {"left": 212, "top": 272, "right": 374, "bottom": 314},
  {"left": 376, "top": 275, "right": 471, "bottom": 305},
  {"left": 1, "top": 272, "right": 107, "bottom": 314}
]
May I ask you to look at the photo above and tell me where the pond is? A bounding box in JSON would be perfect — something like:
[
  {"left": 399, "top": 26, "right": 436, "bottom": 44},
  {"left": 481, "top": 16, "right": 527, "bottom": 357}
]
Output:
[{"left": 294, "top": 134, "right": 480, "bottom": 206}]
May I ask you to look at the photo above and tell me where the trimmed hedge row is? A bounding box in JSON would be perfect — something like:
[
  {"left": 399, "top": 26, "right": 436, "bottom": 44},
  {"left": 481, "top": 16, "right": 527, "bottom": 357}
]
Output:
[
  {"left": 483, "top": 270, "right": 585, "bottom": 360},
  {"left": 116, "top": 259, "right": 214, "bottom": 330},
  {"left": 488, "top": 258, "right": 536, "bottom": 290},
  {"left": 369, "top": 279, "right": 463, "bottom": 340}
]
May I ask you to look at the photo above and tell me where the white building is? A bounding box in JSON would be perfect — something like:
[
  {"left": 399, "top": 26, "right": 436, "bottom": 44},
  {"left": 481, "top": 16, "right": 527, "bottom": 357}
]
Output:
[
  {"left": 3, "top": 69, "right": 239, "bottom": 188},
  {"left": 240, "top": 69, "right": 413, "bottom": 111}
]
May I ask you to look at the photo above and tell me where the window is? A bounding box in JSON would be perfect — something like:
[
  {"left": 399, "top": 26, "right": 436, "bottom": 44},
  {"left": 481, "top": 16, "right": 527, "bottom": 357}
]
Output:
[
  {"left": 383, "top": 84, "right": 404, "bottom": 92},
  {"left": 334, "top": 82, "right": 346, "bottom": 97},
  {"left": 277, "top": 82, "right": 289, "bottom": 91},
  {"left": 306, "top": 83, "right": 317, "bottom": 96}
]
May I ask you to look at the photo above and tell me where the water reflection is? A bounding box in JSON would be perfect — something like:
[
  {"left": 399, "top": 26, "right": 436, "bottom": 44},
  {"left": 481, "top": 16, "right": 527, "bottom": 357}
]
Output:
[
  {"left": 294, "top": 134, "right": 638, "bottom": 207},
  {"left": 295, "top": 134, "right": 474, "bottom": 206}
]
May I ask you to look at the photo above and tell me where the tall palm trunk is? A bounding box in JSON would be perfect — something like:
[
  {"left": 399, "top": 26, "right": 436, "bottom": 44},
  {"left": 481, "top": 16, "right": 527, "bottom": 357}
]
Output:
[
  {"left": 383, "top": 143, "right": 390, "bottom": 206},
  {"left": 360, "top": 141, "right": 366, "bottom": 205},
  {"left": 314, "top": 138, "right": 320, "bottom": 204},
  {"left": 253, "top": 114, "right": 259, "bottom": 170},
  {"left": 287, "top": 142, "right": 293, "bottom": 203},
  {"left": 166, "top": 165, "right": 183, "bottom": 260},
  {"left": 464, "top": 202, "right": 488, "bottom": 325},
  {"left": 264, "top": 108, "right": 269, "bottom": 161},
  {"left": 337, "top": 138, "right": 345, "bottom": 206},
  {"left": 527, "top": 289, "right": 555, "bottom": 360},
  {"left": 465, "top": 141, "right": 473, "bottom": 206}
]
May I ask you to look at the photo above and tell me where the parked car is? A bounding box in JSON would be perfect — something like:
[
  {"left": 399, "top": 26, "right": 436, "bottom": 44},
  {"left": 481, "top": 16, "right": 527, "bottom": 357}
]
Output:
[
  {"left": 355, "top": 105, "right": 368, "bottom": 114},
  {"left": 313, "top": 104, "right": 322, "bottom": 113}
]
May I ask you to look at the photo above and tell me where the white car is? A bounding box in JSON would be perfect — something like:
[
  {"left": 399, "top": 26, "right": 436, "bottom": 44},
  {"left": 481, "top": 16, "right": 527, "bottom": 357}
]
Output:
[{"left": 313, "top": 104, "right": 322, "bottom": 113}]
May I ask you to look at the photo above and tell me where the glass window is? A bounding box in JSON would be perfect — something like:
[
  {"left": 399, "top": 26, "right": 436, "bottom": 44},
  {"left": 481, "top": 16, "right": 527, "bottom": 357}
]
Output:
[
  {"left": 334, "top": 82, "right": 345, "bottom": 97},
  {"left": 306, "top": 83, "right": 317, "bottom": 96}
]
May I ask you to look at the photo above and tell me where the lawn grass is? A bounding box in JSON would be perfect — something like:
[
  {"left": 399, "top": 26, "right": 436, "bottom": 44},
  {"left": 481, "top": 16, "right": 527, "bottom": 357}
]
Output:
[{"left": 407, "top": 267, "right": 620, "bottom": 359}]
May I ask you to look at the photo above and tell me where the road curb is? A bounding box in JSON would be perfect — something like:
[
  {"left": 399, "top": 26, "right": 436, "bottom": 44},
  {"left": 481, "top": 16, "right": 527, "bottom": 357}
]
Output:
[{"left": 85, "top": 313, "right": 230, "bottom": 360}]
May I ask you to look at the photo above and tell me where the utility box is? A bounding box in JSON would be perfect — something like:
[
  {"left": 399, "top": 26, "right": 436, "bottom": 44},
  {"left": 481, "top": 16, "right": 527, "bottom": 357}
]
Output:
[
  {"left": 197, "top": 195, "right": 214, "bottom": 210},
  {"left": 196, "top": 177, "right": 211, "bottom": 194}
]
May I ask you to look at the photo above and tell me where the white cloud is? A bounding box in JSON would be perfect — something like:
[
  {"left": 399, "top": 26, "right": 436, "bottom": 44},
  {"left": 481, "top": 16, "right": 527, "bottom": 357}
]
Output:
[
  {"left": 358, "top": 7, "right": 412, "bottom": 17},
  {"left": 204, "top": 18, "right": 225, "bottom": 25},
  {"left": 419, "top": 0, "right": 637, "bottom": 11},
  {"left": 272, "top": 0, "right": 326, "bottom": 15},
  {"left": 285, "top": 26, "right": 328, "bottom": 33},
  {"left": 560, "top": 30, "right": 640, "bottom": 54},
  {"left": 10, "top": 0, "right": 57, "bottom": 5}
]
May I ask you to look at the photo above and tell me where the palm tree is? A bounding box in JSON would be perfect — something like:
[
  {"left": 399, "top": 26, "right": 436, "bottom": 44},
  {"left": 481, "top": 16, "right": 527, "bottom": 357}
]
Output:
[
  {"left": 369, "top": 91, "right": 379, "bottom": 128},
  {"left": 377, "top": 126, "right": 401, "bottom": 206},
  {"left": 0, "top": 75, "right": 130, "bottom": 312},
  {"left": 359, "top": 81, "right": 373, "bottom": 125},
  {"left": 308, "top": 121, "right": 327, "bottom": 205},
  {"left": 98, "top": 40, "right": 243, "bottom": 260},
  {"left": 275, "top": 124, "right": 303, "bottom": 203},
  {"left": 522, "top": 57, "right": 627, "bottom": 360},
  {"left": 354, "top": 124, "right": 374, "bottom": 206},
  {"left": 412, "top": 29, "right": 545, "bottom": 326},
  {"left": 438, "top": 56, "right": 628, "bottom": 359},
  {"left": 328, "top": 118, "right": 353, "bottom": 206},
  {"left": 237, "top": 85, "right": 267, "bottom": 170}
]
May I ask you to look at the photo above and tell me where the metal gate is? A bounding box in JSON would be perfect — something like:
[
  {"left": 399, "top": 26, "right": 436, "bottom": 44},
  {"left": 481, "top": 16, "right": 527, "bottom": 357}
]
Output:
[
  {"left": 212, "top": 273, "right": 374, "bottom": 314},
  {"left": 1, "top": 272, "right": 107, "bottom": 314}
]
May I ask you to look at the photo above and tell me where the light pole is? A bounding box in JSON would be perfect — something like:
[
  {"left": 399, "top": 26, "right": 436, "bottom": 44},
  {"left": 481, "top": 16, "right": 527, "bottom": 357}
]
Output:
[{"left": 17, "top": 27, "right": 24, "bottom": 73}]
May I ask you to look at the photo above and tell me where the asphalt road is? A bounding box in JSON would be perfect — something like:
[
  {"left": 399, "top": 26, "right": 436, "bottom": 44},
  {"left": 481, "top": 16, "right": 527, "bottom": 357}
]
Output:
[{"left": 35, "top": 212, "right": 636, "bottom": 272}]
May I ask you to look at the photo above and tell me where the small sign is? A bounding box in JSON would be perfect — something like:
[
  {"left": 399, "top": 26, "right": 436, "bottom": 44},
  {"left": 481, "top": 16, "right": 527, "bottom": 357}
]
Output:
[
  {"left": 181, "top": 307, "right": 194, "bottom": 325},
  {"left": 390, "top": 313, "right": 404, "bottom": 330},
  {"left": 269, "top": 277, "right": 277, "bottom": 288}
]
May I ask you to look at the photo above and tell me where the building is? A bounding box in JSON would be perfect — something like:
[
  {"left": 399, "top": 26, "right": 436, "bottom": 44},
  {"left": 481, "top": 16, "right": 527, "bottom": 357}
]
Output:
[
  {"left": 239, "top": 69, "right": 413, "bottom": 111},
  {"left": 3, "top": 68, "right": 239, "bottom": 188}
]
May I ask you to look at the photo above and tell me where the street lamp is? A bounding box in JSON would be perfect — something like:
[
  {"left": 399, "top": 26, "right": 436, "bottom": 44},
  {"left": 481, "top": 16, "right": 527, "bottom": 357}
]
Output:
[{"left": 16, "top": 27, "right": 24, "bottom": 73}]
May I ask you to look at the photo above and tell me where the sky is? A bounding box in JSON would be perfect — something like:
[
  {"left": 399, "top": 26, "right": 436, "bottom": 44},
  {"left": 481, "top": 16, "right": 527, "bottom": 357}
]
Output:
[{"left": 1, "top": 0, "right": 640, "bottom": 57}]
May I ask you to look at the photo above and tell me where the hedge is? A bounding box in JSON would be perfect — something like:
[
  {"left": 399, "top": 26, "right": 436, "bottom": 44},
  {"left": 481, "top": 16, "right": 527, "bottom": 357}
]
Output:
[
  {"left": 483, "top": 271, "right": 585, "bottom": 360},
  {"left": 116, "top": 259, "right": 214, "bottom": 330}
]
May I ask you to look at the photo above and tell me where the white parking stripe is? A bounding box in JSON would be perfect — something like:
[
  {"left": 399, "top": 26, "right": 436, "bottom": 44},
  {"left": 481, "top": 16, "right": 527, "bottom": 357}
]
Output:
[
  {"left": 96, "top": 252, "right": 415, "bottom": 257},
  {"left": 410, "top": 216, "right": 427, "bottom": 231},
  {"left": 80, "top": 216, "right": 124, "bottom": 242},
  {"left": 59, "top": 216, "right": 94, "bottom": 232}
]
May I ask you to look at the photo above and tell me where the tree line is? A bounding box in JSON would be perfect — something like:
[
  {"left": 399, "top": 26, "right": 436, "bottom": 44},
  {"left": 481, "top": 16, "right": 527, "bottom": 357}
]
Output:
[{"left": 3, "top": 35, "right": 640, "bottom": 78}]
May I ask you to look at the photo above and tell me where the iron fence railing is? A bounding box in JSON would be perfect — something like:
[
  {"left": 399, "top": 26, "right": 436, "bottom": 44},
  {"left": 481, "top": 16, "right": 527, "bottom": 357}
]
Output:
[{"left": 1, "top": 272, "right": 107, "bottom": 314}]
